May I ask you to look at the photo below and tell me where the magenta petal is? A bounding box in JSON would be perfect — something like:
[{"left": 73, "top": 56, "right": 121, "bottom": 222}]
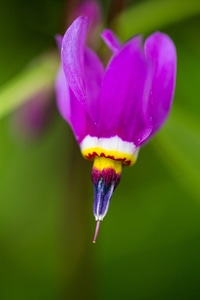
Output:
[
  {"left": 61, "top": 16, "right": 89, "bottom": 110},
  {"left": 55, "top": 67, "right": 89, "bottom": 143},
  {"left": 55, "top": 67, "right": 70, "bottom": 122},
  {"left": 98, "top": 36, "right": 151, "bottom": 144},
  {"left": 69, "top": 90, "right": 93, "bottom": 143},
  {"left": 84, "top": 47, "right": 104, "bottom": 120},
  {"left": 61, "top": 16, "right": 104, "bottom": 122},
  {"left": 144, "top": 32, "right": 177, "bottom": 137},
  {"left": 101, "top": 29, "right": 121, "bottom": 53}
]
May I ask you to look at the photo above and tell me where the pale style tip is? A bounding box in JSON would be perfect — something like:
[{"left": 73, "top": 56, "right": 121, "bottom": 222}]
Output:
[{"left": 93, "top": 219, "right": 101, "bottom": 243}]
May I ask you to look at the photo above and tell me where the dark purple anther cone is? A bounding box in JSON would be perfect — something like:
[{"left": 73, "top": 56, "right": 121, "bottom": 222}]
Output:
[
  {"left": 91, "top": 167, "right": 121, "bottom": 243},
  {"left": 91, "top": 167, "right": 121, "bottom": 222}
]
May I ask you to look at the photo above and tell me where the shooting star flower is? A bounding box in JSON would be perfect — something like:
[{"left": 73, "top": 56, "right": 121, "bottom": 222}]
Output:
[{"left": 55, "top": 16, "right": 176, "bottom": 242}]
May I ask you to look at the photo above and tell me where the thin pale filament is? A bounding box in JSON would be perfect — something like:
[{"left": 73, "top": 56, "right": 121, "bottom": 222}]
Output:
[{"left": 93, "top": 220, "right": 101, "bottom": 243}]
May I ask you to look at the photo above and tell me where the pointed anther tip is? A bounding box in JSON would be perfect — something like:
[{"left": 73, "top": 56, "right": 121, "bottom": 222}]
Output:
[{"left": 92, "top": 219, "right": 101, "bottom": 243}]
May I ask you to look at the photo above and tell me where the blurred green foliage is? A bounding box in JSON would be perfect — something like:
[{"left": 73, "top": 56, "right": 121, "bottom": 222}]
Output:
[{"left": 1, "top": 0, "right": 200, "bottom": 299}]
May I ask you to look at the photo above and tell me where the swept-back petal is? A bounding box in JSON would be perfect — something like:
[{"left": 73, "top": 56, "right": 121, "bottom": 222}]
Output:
[
  {"left": 61, "top": 16, "right": 88, "bottom": 109},
  {"left": 55, "top": 67, "right": 70, "bottom": 122},
  {"left": 144, "top": 32, "right": 177, "bottom": 138},
  {"left": 98, "top": 36, "right": 152, "bottom": 144},
  {"left": 61, "top": 16, "right": 104, "bottom": 122},
  {"left": 101, "top": 29, "right": 121, "bottom": 53},
  {"left": 84, "top": 47, "right": 104, "bottom": 120},
  {"left": 55, "top": 67, "right": 92, "bottom": 143}
]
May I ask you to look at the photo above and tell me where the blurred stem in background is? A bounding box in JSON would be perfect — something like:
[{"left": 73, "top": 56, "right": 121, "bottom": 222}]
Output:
[
  {"left": 106, "top": 0, "right": 128, "bottom": 28},
  {"left": 0, "top": 52, "right": 59, "bottom": 120},
  {"left": 115, "top": 0, "right": 200, "bottom": 39},
  {"left": 61, "top": 0, "right": 79, "bottom": 29},
  {"left": 61, "top": 135, "right": 96, "bottom": 299}
]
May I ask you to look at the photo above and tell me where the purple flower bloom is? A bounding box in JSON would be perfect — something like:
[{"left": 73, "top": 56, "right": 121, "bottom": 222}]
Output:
[
  {"left": 55, "top": 16, "right": 176, "bottom": 242},
  {"left": 11, "top": 87, "right": 54, "bottom": 141}
]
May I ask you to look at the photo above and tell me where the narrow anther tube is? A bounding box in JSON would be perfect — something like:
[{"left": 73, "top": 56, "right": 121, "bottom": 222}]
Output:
[
  {"left": 91, "top": 157, "right": 122, "bottom": 243},
  {"left": 93, "top": 220, "right": 101, "bottom": 243}
]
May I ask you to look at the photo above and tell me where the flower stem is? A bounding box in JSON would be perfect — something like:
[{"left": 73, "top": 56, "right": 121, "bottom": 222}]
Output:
[{"left": 106, "top": 0, "right": 129, "bottom": 28}]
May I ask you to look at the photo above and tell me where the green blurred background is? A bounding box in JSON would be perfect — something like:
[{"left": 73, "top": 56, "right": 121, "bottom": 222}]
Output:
[{"left": 1, "top": 0, "right": 200, "bottom": 299}]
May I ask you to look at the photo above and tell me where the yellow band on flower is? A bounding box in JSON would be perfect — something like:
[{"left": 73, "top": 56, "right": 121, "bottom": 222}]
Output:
[
  {"left": 80, "top": 135, "right": 139, "bottom": 166},
  {"left": 81, "top": 147, "right": 136, "bottom": 166},
  {"left": 93, "top": 156, "right": 122, "bottom": 174}
]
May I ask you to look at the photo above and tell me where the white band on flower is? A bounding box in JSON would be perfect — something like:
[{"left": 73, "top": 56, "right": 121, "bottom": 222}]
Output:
[{"left": 80, "top": 135, "right": 139, "bottom": 165}]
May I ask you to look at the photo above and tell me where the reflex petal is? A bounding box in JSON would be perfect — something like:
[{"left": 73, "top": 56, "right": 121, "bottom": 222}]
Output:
[
  {"left": 55, "top": 67, "right": 70, "bottom": 122},
  {"left": 98, "top": 36, "right": 152, "bottom": 144},
  {"left": 55, "top": 67, "right": 91, "bottom": 143},
  {"left": 101, "top": 29, "right": 121, "bottom": 53},
  {"left": 61, "top": 16, "right": 88, "bottom": 108},
  {"left": 144, "top": 32, "right": 177, "bottom": 138},
  {"left": 84, "top": 47, "right": 104, "bottom": 121},
  {"left": 61, "top": 16, "right": 104, "bottom": 122}
]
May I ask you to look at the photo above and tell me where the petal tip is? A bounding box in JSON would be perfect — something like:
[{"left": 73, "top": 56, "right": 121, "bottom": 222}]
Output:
[{"left": 101, "top": 29, "right": 121, "bottom": 53}]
